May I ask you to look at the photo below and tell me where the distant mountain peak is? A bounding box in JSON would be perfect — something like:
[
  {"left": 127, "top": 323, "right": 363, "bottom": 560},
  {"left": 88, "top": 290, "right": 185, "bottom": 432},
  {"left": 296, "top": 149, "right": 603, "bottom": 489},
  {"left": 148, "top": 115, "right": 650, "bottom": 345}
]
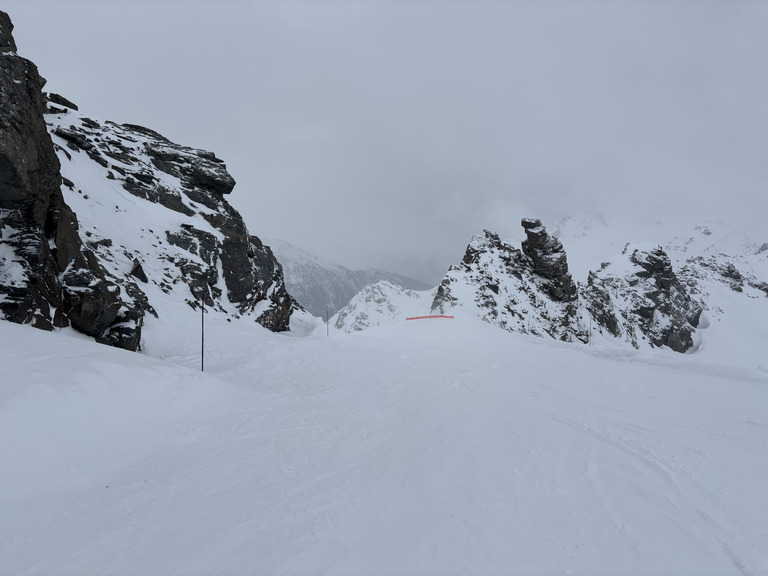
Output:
[{"left": 267, "top": 238, "right": 432, "bottom": 318}]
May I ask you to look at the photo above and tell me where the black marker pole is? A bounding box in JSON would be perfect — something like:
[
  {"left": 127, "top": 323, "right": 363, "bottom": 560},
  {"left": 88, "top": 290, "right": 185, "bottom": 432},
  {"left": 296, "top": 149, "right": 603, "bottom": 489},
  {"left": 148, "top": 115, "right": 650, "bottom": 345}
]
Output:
[{"left": 201, "top": 294, "right": 205, "bottom": 372}]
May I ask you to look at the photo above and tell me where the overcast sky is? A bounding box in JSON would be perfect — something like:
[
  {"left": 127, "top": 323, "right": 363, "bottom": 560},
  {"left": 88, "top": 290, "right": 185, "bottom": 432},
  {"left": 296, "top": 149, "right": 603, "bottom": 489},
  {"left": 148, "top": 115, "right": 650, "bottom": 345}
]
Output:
[{"left": 6, "top": 0, "right": 768, "bottom": 280}]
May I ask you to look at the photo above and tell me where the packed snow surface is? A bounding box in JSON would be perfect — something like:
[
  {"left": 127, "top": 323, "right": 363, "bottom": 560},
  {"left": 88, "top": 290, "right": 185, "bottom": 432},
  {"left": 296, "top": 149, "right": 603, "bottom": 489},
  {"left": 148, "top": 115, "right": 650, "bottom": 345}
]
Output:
[{"left": 2, "top": 313, "right": 768, "bottom": 575}]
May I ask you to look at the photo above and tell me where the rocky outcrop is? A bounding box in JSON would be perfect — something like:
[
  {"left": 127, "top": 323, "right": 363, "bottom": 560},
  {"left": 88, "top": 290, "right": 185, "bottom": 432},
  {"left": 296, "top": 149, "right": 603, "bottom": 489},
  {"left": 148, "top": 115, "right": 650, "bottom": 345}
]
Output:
[
  {"left": 432, "top": 221, "right": 587, "bottom": 342},
  {"left": 0, "top": 11, "right": 144, "bottom": 349},
  {"left": 581, "top": 245, "right": 702, "bottom": 353},
  {"left": 246, "top": 236, "right": 295, "bottom": 331},
  {"left": 432, "top": 219, "right": 703, "bottom": 352},
  {"left": 47, "top": 108, "right": 299, "bottom": 334},
  {"left": 520, "top": 218, "right": 578, "bottom": 302},
  {"left": 681, "top": 256, "right": 768, "bottom": 297},
  {"left": 1, "top": 10, "right": 298, "bottom": 349}
]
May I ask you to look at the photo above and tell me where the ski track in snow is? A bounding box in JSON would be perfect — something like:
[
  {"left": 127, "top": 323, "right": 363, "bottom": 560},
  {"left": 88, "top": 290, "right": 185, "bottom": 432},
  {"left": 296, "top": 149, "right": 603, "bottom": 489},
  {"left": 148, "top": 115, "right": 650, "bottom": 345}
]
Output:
[{"left": 1, "top": 319, "right": 768, "bottom": 575}]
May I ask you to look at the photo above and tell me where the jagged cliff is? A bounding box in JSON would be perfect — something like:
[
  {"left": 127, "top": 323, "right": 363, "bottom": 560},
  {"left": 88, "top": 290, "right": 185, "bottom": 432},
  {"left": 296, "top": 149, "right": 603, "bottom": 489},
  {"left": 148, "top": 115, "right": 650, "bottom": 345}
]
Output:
[
  {"left": 0, "top": 11, "right": 298, "bottom": 349},
  {"left": 582, "top": 245, "right": 702, "bottom": 352},
  {"left": 432, "top": 221, "right": 588, "bottom": 343},
  {"left": 432, "top": 219, "right": 706, "bottom": 352},
  {"left": 0, "top": 12, "right": 139, "bottom": 348}
]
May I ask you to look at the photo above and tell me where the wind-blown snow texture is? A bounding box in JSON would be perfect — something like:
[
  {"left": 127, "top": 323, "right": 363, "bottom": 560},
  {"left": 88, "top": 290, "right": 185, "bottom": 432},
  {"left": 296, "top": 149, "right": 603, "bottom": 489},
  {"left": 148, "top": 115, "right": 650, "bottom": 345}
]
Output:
[{"left": 2, "top": 312, "right": 767, "bottom": 575}]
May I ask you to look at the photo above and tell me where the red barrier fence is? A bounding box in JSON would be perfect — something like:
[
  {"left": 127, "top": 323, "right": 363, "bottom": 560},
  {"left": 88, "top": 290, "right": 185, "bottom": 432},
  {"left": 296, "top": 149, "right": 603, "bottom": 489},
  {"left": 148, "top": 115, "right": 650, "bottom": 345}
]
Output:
[{"left": 405, "top": 315, "right": 454, "bottom": 321}]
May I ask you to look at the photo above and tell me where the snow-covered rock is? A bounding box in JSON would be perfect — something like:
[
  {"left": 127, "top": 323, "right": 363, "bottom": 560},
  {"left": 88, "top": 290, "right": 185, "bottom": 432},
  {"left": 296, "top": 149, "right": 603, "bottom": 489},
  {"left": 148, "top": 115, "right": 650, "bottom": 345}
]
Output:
[
  {"left": 47, "top": 106, "right": 299, "bottom": 338},
  {"left": 0, "top": 11, "right": 299, "bottom": 349},
  {"left": 433, "top": 217, "right": 767, "bottom": 355},
  {"left": 581, "top": 244, "right": 702, "bottom": 352},
  {"left": 432, "top": 225, "right": 588, "bottom": 343},
  {"left": 332, "top": 280, "right": 436, "bottom": 332},
  {"left": 314, "top": 215, "right": 767, "bottom": 357}
]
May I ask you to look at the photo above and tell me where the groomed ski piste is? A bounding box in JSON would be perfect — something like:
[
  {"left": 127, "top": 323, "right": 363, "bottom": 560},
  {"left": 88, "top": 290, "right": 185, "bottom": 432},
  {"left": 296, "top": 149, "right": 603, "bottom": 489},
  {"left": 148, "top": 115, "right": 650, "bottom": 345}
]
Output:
[{"left": 2, "top": 296, "right": 767, "bottom": 575}]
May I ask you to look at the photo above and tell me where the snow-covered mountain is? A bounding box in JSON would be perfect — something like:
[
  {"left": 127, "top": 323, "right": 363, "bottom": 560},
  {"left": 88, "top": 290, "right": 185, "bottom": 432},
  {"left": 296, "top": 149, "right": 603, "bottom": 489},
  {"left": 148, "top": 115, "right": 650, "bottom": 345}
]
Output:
[
  {"left": 331, "top": 280, "right": 437, "bottom": 332},
  {"left": 333, "top": 216, "right": 767, "bottom": 360},
  {"left": 0, "top": 13, "right": 301, "bottom": 351},
  {"left": 266, "top": 238, "right": 432, "bottom": 318}
]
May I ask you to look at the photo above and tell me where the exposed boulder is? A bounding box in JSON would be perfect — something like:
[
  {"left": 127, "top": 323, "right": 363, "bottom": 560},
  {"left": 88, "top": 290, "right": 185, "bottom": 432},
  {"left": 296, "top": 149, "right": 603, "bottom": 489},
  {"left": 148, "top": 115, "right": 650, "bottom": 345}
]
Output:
[
  {"left": 45, "top": 92, "right": 78, "bottom": 112},
  {"left": 130, "top": 258, "right": 148, "bottom": 283}
]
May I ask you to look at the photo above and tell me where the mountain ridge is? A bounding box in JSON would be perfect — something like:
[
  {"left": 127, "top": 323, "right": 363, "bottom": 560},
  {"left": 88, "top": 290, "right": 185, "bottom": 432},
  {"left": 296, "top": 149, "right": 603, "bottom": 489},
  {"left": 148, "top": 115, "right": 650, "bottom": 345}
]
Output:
[
  {"left": 331, "top": 217, "right": 767, "bottom": 362},
  {"left": 266, "top": 237, "right": 432, "bottom": 318}
]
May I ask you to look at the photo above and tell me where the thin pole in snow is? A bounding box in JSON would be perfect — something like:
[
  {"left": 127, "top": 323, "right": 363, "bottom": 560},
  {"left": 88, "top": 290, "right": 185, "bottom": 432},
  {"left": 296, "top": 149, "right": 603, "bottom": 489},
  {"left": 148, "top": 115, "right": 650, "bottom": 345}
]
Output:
[
  {"left": 326, "top": 304, "right": 329, "bottom": 337},
  {"left": 201, "top": 294, "right": 205, "bottom": 372}
]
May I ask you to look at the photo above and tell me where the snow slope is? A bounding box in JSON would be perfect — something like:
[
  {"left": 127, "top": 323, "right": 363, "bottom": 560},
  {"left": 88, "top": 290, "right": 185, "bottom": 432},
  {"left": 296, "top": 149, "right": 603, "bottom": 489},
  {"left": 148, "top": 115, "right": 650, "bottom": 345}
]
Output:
[{"left": 2, "top": 313, "right": 768, "bottom": 575}]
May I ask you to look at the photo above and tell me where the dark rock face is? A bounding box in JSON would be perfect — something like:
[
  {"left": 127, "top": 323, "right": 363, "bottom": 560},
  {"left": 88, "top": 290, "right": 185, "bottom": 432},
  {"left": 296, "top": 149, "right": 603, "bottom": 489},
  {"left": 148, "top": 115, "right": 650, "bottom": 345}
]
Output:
[
  {"left": 130, "top": 258, "right": 148, "bottom": 283},
  {"left": 521, "top": 218, "right": 578, "bottom": 302},
  {"left": 247, "top": 236, "right": 295, "bottom": 332},
  {"left": 45, "top": 92, "right": 78, "bottom": 112},
  {"left": 0, "top": 11, "right": 144, "bottom": 349},
  {"left": 581, "top": 246, "right": 702, "bottom": 353},
  {"left": 0, "top": 12, "right": 16, "bottom": 53},
  {"left": 432, "top": 223, "right": 587, "bottom": 342},
  {"left": 0, "top": 14, "right": 60, "bottom": 214}
]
